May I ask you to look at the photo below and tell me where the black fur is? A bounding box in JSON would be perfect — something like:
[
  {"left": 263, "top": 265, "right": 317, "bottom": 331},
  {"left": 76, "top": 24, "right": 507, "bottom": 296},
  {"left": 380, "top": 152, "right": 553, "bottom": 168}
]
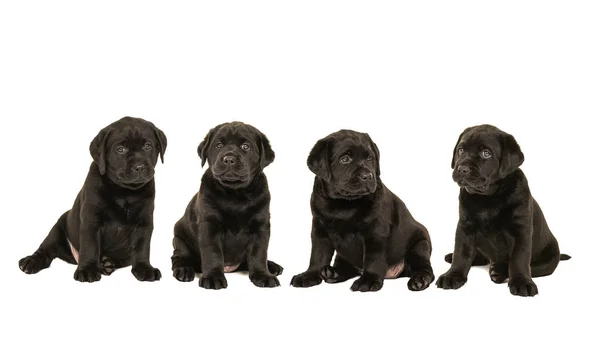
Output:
[
  {"left": 291, "top": 130, "right": 434, "bottom": 292},
  {"left": 171, "top": 122, "right": 283, "bottom": 289},
  {"left": 437, "top": 124, "right": 570, "bottom": 296},
  {"left": 19, "top": 117, "right": 167, "bottom": 282}
]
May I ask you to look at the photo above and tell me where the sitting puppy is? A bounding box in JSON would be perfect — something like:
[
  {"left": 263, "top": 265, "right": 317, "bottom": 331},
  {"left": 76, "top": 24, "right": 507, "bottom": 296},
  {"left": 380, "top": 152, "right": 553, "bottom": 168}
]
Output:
[
  {"left": 291, "top": 130, "right": 434, "bottom": 292},
  {"left": 19, "top": 116, "right": 167, "bottom": 282},
  {"left": 171, "top": 122, "right": 283, "bottom": 289},
  {"left": 437, "top": 124, "right": 570, "bottom": 296}
]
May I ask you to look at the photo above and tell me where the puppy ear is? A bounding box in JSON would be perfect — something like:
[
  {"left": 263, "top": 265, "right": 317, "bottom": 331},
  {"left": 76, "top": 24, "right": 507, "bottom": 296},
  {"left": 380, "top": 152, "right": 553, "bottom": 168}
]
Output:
[
  {"left": 259, "top": 132, "right": 275, "bottom": 168},
  {"left": 499, "top": 133, "right": 524, "bottom": 178},
  {"left": 366, "top": 134, "right": 381, "bottom": 176},
  {"left": 307, "top": 137, "right": 331, "bottom": 180},
  {"left": 451, "top": 128, "right": 470, "bottom": 169},
  {"left": 197, "top": 125, "right": 220, "bottom": 167},
  {"left": 150, "top": 123, "right": 167, "bottom": 164},
  {"left": 89, "top": 127, "right": 112, "bottom": 175}
]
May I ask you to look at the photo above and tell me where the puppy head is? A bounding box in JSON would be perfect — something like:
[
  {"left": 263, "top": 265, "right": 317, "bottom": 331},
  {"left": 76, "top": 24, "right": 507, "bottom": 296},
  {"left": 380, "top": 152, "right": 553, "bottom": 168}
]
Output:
[
  {"left": 451, "top": 124, "right": 524, "bottom": 194},
  {"left": 90, "top": 116, "right": 167, "bottom": 190},
  {"left": 308, "top": 130, "right": 380, "bottom": 199},
  {"left": 197, "top": 121, "right": 274, "bottom": 189}
]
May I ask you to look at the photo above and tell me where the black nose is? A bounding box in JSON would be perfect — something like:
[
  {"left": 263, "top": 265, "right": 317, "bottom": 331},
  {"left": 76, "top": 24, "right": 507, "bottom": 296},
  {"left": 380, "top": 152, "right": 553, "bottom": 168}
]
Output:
[
  {"left": 223, "top": 156, "right": 237, "bottom": 165},
  {"left": 458, "top": 165, "right": 471, "bottom": 174},
  {"left": 133, "top": 164, "right": 145, "bottom": 172},
  {"left": 359, "top": 172, "right": 374, "bottom": 181}
]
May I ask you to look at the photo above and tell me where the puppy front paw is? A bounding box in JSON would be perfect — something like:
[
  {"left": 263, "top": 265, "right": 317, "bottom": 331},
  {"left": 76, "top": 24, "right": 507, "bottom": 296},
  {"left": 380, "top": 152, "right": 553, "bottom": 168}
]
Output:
[
  {"left": 508, "top": 277, "right": 538, "bottom": 297},
  {"left": 350, "top": 273, "right": 383, "bottom": 292},
  {"left": 436, "top": 272, "right": 467, "bottom": 290},
  {"left": 132, "top": 264, "right": 162, "bottom": 282},
  {"left": 74, "top": 264, "right": 102, "bottom": 283},
  {"left": 290, "top": 271, "right": 322, "bottom": 288},
  {"left": 199, "top": 272, "right": 228, "bottom": 290},
  {"left": 408, "top": 271, "right": 434, "bottom": 291},
  {"left": 489, "top": 263, "right": 509, "bottom": 284},
  {"left": 267, "top": 260, "right": 284, "bottom": 276},
  {"left": 173, "top": 266, "right": 196, "bottom": 282},
  {"left": 250, "top": 272, "right": 280, "bottom": 288}
]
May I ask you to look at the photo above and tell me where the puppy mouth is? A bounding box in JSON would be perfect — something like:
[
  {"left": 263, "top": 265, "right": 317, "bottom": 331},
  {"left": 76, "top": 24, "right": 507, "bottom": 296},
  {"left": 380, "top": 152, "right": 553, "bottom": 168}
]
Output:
[
  {"left": 214, "top": 171, "right": 249, "bottom": 184},
  {"left": 457, "top": 180, "right": 488, "bottom": 194},
  {"left": 337, "top": 186, "right": 375, "bottom": 199}
]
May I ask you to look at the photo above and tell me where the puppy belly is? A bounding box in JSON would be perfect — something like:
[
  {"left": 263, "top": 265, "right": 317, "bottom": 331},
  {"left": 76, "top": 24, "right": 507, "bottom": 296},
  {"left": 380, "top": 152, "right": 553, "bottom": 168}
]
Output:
[
  {"left": 68, "top": 238, "right": 79, "bottom": 264},
  {"left": 385, "top": 261, "right": 405, "bottom": 279},
  {"left": 224, "top": 264, "right": 241, "bottom": 273}
]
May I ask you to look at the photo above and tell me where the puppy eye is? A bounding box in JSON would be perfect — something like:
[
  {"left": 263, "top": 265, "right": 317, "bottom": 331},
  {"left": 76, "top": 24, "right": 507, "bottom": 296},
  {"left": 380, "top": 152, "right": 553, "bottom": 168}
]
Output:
[
  {"left": 241, "top": 143, "right": 250, "bottom": 151},
  {"left": 340, "top": 155, "right": 352, "bottom": 164},
  {"left": 116, "top": 146, "right": 128, "bottom": 154},
  {"left": 216, "top": 142, "right": 224, "bottom": 149},
  {"left": 143, "top": 142, "right": 152, "bottom": 151},
  {"left": 481, "top": 149, "right": 492, "bottom": 159},
  {"left": 458, "top": 148, "right": 464, "bottom": 155},
  {"left": 367, "top": 156, "right": 374, "bottom": 161}
]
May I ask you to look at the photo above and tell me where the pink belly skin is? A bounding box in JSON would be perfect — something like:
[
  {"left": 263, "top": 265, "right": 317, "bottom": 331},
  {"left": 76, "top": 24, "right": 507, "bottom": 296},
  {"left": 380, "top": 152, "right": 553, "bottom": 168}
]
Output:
[
  {"left": 384, "top": 261, "right": 405, "bottom": 279},
  {"left": 223, "top": 264, "right": 240, "bottom": 273},
  {"left": 68, "top": 239, "right": 79, "bottom": 264}
]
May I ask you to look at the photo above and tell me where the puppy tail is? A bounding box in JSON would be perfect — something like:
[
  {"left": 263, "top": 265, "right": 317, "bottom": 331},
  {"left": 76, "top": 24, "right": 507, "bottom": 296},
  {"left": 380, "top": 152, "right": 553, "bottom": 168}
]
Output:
[{"left": 560, "top": 254, "right": 571, "bottom": 261}]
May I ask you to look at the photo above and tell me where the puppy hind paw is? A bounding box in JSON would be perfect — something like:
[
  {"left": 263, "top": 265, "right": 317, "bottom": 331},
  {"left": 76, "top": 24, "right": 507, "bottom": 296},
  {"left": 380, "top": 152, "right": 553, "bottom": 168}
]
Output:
[
  {"left": 173, "top": 266, "right": 196, "bottom": 282},
  {"left": 19, "top": 255, "right": 47, "bottom": 274},
  {"left": 100, "top": 257, "right": 116, "bottom": 276},
  {"left": 489, "top": 263, "right": 509, "bottom": 284},
  {"left": 267, "top": 260, "right": 284, "bottom": 276}
]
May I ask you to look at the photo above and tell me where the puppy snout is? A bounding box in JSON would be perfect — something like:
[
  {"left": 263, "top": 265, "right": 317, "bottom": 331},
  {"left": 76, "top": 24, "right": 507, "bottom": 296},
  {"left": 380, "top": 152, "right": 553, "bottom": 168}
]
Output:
[
  {"left": 359, "top": 172, "right": 374, "bottom": 182},
  {"left": 457, "top": 165, "right": 471, "bottom": 175},
  {"left": 132, "top": 164, "right": 145, "bottom": 172},
  {"left": 223, "top": 155, "right": 237, "bottom": 165}
]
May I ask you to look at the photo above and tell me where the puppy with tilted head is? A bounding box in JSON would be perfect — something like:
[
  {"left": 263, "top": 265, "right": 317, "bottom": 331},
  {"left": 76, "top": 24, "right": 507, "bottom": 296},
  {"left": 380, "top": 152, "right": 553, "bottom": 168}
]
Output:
[
  {"left": 437, "top": 124, "right": 570, "bottom": 297},
  {"left": 19, "top": 117, "right": 167, "bottom": 282},
  {"left": 291, "top": 130, "right": 434, "bottom": 292},
  {"left": 171, "top": 121, "right": 283, "bottom": 289}
]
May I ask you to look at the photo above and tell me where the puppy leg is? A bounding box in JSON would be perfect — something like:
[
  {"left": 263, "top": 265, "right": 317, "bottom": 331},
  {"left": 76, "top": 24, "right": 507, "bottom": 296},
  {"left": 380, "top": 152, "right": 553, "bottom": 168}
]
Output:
[
  {"left": 350, "top": 236, "right": 387, "bottom": 292},
  {"left": 320, "top": 255, "right": 359, "bottom": 284},
  {"left": 19, "top": 212, "right": 71, "bottom": 274},
  {"left": 507, "top": 225, "right": 538, "bottom": 297},
  {"left": 73, "top": 220, "right": 103, "bottom": 283},
  {"left": 131, "top": 224, "right": 161, "bottom": 282},
  {"left": 436, "top": 224, "right": 477, "bottom": 290},
  {"left": 247, "top": 224, "right": 280, "bottom": 288},
  {"left": 171, "top": 235, "right": 197, "bottom": 282},
  {"left": 291, "top": 225, "right": 334, "bottom": 288},
  {"left": 405, "top": 239, "right": 435, "bottom": 291},
  {"left": 198, "top": 229, "right": 227, "bottom": 290}
]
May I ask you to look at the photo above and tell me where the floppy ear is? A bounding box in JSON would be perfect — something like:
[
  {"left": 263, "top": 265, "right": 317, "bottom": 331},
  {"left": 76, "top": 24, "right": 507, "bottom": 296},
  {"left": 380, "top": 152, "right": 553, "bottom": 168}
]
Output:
[
  {"left": 366, "top": 134, "right": 381, "bottom": 176},
  {"left": 197, "top": 125, "right": 221, "bottom": 167},
  {"left": 150, "top": 123, "right": 167, "bottom": 163},
  {"left": 259, "top": 132, "right": 275, "bottom": 168},
  {"left": 451, "top": 128, "right": 470, "bottom": 169},
  {"left": 307, "top": 137, "right": 331, "bottom": 180},
  {"left": 89, "top": 127, "right": 112, "bottom": 175},
  {"left": 499, "top": 133, "right": 525, "bottom": 178}
]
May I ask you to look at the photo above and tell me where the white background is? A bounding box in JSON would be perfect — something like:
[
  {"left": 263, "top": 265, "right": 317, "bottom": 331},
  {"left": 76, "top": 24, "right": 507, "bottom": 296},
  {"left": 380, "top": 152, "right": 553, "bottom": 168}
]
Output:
[{"left": 1, "top": 1, "right": 598, "bottom": 341}]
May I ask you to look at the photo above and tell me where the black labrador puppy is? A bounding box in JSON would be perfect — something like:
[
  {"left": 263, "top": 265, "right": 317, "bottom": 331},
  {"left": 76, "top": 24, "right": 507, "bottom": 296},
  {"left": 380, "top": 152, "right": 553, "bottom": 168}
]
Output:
[
  {"left": 171, "top": 121, "right": 283, "bottom": 289},
  {"left": 19, "top": 116, "right": 167, "bottom": 282},
  {"left": 291, "top": 130, "right": 434, "bottom": 292},
  {"left": 437, "top": 124, "right": 570, "bottom": 296}
]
